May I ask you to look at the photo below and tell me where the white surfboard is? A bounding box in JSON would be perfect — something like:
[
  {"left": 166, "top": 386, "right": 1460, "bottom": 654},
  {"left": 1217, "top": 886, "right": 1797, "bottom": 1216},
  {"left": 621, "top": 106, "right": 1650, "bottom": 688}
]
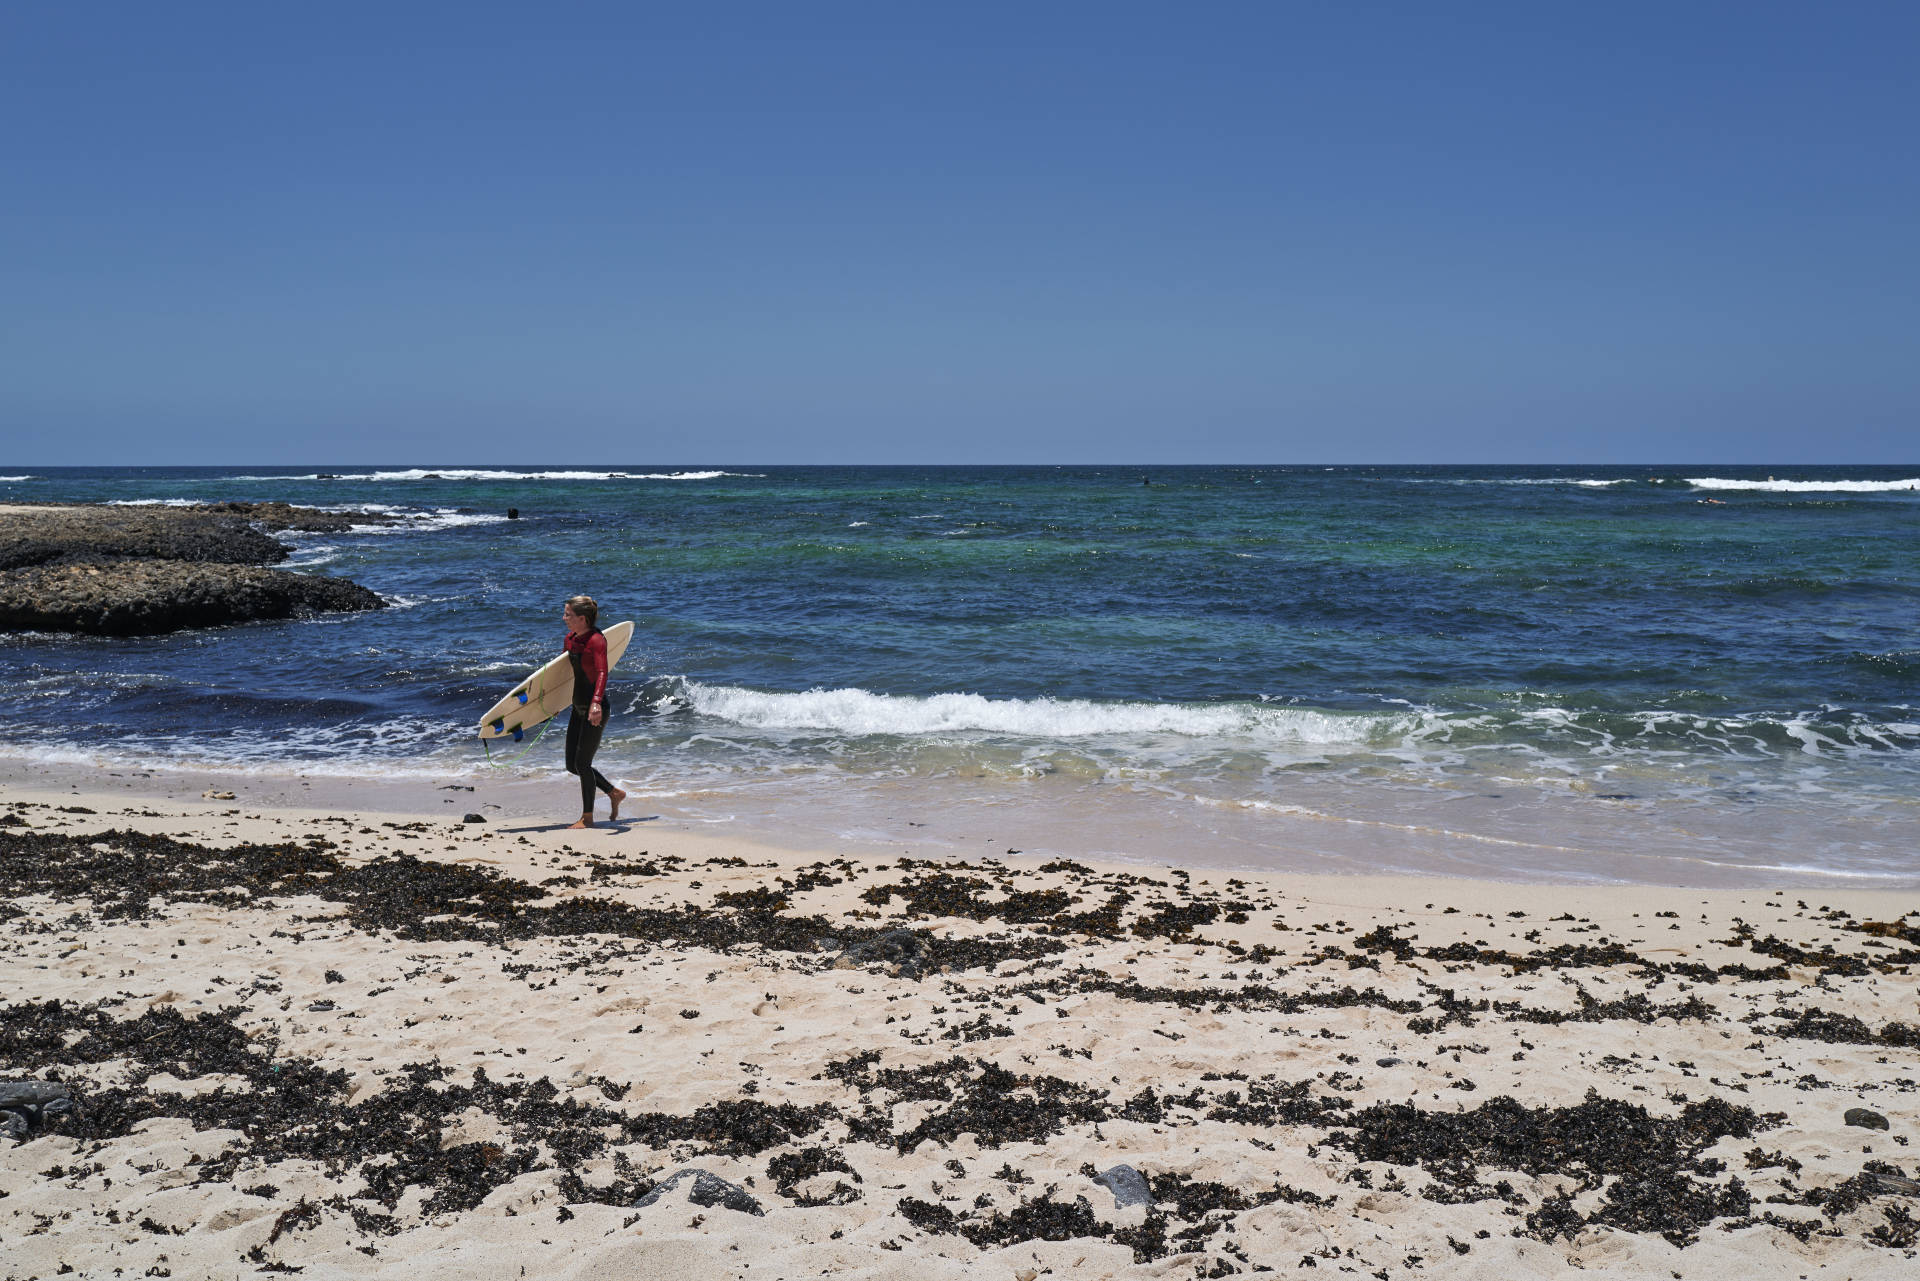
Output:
[{"left": 478, "top": 620, "right": 634, "bottom": 742}]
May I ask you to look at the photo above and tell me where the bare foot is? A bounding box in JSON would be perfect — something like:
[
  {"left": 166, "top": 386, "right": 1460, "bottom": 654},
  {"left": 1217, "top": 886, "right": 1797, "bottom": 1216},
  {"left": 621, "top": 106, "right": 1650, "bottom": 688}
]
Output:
[
  {"left": 608, "top": 788, "right": 627, "bottom": 822},
  {"left": 567, "top": 816, "right": 593, "bottom": 830}
]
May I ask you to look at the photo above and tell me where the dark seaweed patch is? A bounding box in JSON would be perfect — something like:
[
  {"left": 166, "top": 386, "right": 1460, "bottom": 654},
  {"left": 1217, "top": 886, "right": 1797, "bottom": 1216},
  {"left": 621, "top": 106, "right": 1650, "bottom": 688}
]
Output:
[
  {"left": 0, "top": 827, "right": 1055, "bottom": 972},
  {"left": 1757, "top": 1007, "right": 1920, "bottom": 1048},
  {"left": 1504, "top": 987, "right": 1720, "bottom": 1026},
  {"left": 822, "top": 1054, "right": 1109, "bottom": 1154},
  {"left": 1357, "top": 925, "right": 1795, "bottom": 986},
  {"left": 768, "top": 1146, "right": 863, "bottom": 1205},
  {"left": 1334, "top": 1090, "right": 1774, "bottom": 1244},
  {"left": 1719, "top": 925, "right": 1879, "bottom": 977},
  {"left": 0, "top": 998, "right": 835, "bottom": 1227}
]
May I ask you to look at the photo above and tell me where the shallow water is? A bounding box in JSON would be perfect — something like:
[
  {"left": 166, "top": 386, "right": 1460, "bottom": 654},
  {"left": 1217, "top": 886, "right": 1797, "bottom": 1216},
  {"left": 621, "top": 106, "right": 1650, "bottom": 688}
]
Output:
[{"left": 4, "top": 464, "right": 1916, "bottom": 884}]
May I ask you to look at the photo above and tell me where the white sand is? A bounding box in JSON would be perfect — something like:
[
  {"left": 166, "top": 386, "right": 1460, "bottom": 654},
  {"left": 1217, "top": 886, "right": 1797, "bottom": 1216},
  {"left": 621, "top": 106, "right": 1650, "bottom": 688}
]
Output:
[{"left": 2, "top": 785, "right": 1915, "bottom": 1279}]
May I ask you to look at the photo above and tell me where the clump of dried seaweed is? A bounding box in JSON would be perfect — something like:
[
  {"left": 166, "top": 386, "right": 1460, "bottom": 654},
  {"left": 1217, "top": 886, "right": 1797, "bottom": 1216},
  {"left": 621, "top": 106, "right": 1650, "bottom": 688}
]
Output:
[{"left": 1333, "top": 1090, "right": 1776, "bottom": 1245}]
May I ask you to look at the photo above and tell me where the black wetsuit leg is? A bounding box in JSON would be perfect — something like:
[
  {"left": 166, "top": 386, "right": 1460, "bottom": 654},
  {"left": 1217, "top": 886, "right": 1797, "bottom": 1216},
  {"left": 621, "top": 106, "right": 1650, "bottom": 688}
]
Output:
[{"left": 564, "top": 706, "right": 614, "bottom": 813}]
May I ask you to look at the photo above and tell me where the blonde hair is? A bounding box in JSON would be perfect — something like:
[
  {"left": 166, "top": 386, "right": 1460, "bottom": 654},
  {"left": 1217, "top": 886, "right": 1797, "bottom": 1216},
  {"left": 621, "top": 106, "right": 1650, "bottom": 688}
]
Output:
[{"left": 564, "top": 594, "right": 598, "bottom": 626}]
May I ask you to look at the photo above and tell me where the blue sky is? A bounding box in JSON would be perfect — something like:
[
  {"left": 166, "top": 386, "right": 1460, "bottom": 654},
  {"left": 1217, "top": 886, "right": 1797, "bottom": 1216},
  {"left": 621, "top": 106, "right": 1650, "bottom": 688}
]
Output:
[{"left": 2, "top": 2, "right": 1914, "bottom": 464}]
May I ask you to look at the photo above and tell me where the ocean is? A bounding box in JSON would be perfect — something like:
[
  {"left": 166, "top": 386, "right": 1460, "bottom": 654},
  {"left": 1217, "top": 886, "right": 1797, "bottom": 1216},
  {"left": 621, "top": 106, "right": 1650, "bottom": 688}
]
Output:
[{"left": 4, "top": 464, "right": 1916, "bottom": 886}]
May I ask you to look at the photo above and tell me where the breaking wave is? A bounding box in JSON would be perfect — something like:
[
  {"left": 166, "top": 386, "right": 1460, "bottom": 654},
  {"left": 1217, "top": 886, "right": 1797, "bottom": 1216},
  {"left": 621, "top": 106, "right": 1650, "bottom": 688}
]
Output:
[
  {"left": 627, "top": 680, "right": 1920, "bottom": 765},
  {"left": 652, "top": 680, "right": 1410, "bottom": 744},
  {"left": 350, "top": 509, "right": 512, "bottom": 533},
  {"left": 1686, "top": 476, "right": 1920, "bottom": 494},
  {"left": 246, "top": 469, "right": 764, "bottom": 482}
]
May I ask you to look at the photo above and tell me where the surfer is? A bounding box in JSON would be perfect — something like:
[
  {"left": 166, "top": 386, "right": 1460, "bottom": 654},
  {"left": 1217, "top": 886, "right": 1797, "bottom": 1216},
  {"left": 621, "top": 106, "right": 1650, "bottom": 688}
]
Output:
[{"left": 562, "top": 595, "right": 626, "bottom": 828}]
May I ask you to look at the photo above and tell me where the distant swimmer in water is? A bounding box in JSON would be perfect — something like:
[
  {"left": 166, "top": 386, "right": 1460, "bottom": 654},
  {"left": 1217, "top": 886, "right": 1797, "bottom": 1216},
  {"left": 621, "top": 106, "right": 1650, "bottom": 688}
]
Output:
[
  {"left": 1699, "top": 498, "right": 1726, "bottom": 505},
  {"left": 560, "top": 594, "right": 625, "bottom": 829}
]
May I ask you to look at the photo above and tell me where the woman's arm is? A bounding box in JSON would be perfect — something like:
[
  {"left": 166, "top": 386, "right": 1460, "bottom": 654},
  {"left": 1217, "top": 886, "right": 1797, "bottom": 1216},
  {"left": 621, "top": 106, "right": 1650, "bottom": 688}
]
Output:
[{"left": 588, "top": 632, "right": 609, "bottom": 706}]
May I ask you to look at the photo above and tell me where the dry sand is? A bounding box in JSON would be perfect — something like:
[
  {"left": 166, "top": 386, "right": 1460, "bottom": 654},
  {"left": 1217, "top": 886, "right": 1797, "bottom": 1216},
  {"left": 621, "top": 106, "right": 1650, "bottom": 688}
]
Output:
[{"left": 2, "top": 785, "right": 1916, "bottom": 1280}]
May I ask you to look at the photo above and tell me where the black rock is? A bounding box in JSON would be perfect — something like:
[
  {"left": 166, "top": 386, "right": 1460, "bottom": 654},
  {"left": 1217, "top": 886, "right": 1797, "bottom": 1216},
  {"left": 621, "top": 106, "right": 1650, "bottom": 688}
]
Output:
[
  {"left": 0, "top": 504, "right": 390, "bottom": 636},
  {"left": 1846, "top": 1108, "right": 1891, "bottom": 1131},
  {"left": 0, "top": 559, "right": 385, "bottom": 635},
  {"left": 187, "top": 501, "right": 397, "bottom": 534},
  {"left": 0, "top": 1080, "right": 74, "bottom": 1140},
  {"left": 0, "top": 506, "right": 290, "bottom": 570},
  {"left": 462, "top": 813, "right": 486, "bottom": 824},
  {"left": 1093, "top": 1163, "right": 1153, "bottom": 1208},
  {"left": 631, "top": 1168, "right": 765, "bottom": 1216},
  {"left": 835, "top": 927, "right": 936, "bottom": 980}
]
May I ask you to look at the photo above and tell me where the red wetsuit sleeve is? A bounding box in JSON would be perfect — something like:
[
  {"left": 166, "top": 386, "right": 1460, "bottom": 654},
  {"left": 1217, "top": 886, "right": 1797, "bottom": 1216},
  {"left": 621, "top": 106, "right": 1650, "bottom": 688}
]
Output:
[{"left": 587, "top": 632, "right": 608, "bottom": 704}]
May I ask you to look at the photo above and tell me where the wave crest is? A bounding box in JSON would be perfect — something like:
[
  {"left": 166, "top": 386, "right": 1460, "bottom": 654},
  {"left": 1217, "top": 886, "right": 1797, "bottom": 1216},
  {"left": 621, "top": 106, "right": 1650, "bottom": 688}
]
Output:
[
  {"left": 282, "top": 469, "right": 762, "bottom": 482},
  {"left": 658, "top": 680, "right": 1403, "bottom": 743},
  {"left": 1686, "top": 476, "right": 1920, "bottom": 493}
]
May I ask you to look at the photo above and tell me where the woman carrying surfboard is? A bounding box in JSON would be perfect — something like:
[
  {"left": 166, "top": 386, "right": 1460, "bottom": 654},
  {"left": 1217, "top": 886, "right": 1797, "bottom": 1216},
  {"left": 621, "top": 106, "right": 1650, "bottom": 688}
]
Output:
[{"left": 562, "top": 595, "right": 626, "bottom": 828}]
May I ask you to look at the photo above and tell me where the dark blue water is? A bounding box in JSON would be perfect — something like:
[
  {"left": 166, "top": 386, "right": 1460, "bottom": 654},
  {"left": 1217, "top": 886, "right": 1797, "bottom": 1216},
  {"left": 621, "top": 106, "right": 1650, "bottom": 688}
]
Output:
[{"left": 4, "top": 465, "right": 1915, "bottom": 882}]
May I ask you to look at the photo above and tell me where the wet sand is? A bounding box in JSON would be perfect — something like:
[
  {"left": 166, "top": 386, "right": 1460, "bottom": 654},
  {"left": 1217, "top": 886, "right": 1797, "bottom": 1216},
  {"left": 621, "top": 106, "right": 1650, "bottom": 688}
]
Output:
[{"left": 2, "top": 784, "right": 1916, "bottom": 1279}]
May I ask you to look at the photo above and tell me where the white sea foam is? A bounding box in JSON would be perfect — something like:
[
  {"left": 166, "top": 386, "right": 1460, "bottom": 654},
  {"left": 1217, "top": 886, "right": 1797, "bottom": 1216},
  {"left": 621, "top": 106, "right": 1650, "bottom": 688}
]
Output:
[
  {"left": 1395, "top": 477, "right": 1632, "bottom": 487},
  {"left": 1686, "top": 476, "right": 1920, "bottom": 493},
  {"left": 0, "top": 717, "right": 482, "bottom": 779},
  {"left": 105, "top": 498, "right": 203, "bottom": 506},
  {"left": 281, "top": 544, "right": 340, "bottom": 568},
  {"left": 847, "top": 521, "right": 871, "bottom": 527},
  {"left": 257, "top": 468, "right": 763, "bottom": 482},
  {"left": 352, "top": 509, "right": 513, "bottom": 533},
  {"left": 256, "top": 505, "right": 512, "bottom": 537},
  {"left": 678, "top": 682, "right": 1403, "bottom": 744},
  {"left": 0, "top": 475, "right": 36, "bottom": 482}
]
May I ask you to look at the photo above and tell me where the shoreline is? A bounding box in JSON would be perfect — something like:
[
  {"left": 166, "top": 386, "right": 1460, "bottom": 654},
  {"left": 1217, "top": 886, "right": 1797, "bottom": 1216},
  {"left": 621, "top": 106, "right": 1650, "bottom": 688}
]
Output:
[
  {"left": 2, "top": 784, "right": 1915, "bottom": 1278},
  {"left": 4, "top": 749, "right": 1914, "bottom": 892}
]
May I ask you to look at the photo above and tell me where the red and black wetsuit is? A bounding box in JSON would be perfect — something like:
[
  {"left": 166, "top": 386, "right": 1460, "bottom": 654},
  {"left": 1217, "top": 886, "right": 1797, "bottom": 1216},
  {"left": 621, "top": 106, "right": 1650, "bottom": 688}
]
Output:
[{"left": 563, "top": 627, "right": 615, "bottom": 812}]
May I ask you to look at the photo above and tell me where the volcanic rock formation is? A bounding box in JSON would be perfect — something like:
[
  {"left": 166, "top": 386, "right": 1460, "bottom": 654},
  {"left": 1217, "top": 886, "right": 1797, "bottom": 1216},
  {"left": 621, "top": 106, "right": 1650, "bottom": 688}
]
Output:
[{"left": 0, "top": 502, "right": 390, "bottom": 635}]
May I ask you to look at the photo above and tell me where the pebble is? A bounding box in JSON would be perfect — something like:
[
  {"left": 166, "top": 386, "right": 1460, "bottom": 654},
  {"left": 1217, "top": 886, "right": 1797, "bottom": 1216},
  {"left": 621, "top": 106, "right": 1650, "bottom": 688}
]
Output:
[{"left": 1092, "top": 1163, "right": 1153, "bottom": 1207}]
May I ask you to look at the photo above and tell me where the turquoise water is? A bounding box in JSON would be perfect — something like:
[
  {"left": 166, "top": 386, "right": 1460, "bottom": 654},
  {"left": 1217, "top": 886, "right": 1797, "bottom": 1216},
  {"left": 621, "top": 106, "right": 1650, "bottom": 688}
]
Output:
[{"left": 4, "top": 465, "right": 1916, "bottom": 883}]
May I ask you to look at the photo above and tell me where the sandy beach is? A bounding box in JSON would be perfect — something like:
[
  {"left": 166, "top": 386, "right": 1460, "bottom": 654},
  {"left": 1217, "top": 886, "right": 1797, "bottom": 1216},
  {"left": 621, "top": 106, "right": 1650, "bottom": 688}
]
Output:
[
  {"left": 3, "top": 776, "right": 1915, "bottom": 1280},
  {"left": 9, "top": 0, "right": 1919, "bottom": 1273}
]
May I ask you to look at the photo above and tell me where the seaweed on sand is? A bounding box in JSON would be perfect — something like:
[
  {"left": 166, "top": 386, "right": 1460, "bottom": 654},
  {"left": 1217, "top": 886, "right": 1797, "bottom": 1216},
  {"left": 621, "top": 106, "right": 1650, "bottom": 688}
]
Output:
[
  {"left": 0, "top": 998, "right": 829, "bottom": 1221},
  {"left": 1333, "top": 1090, "right": 1776, "bottom": 1245},
  {"left": 0, "top": 827, "right": 1058, "bottom": 970},
  {"left": 822, "top": 1054, "right": 1110, "bottom": 1154}
]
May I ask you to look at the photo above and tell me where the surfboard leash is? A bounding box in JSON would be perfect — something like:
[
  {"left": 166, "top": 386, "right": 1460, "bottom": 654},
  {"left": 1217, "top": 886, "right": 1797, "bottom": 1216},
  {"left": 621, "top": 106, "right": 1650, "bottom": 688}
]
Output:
[
  {"left": 480, "top": 670, "right": 563, "bottom": 768},
  {"left": 480, "top": 711, "right": 559, "bottom": 768}
]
